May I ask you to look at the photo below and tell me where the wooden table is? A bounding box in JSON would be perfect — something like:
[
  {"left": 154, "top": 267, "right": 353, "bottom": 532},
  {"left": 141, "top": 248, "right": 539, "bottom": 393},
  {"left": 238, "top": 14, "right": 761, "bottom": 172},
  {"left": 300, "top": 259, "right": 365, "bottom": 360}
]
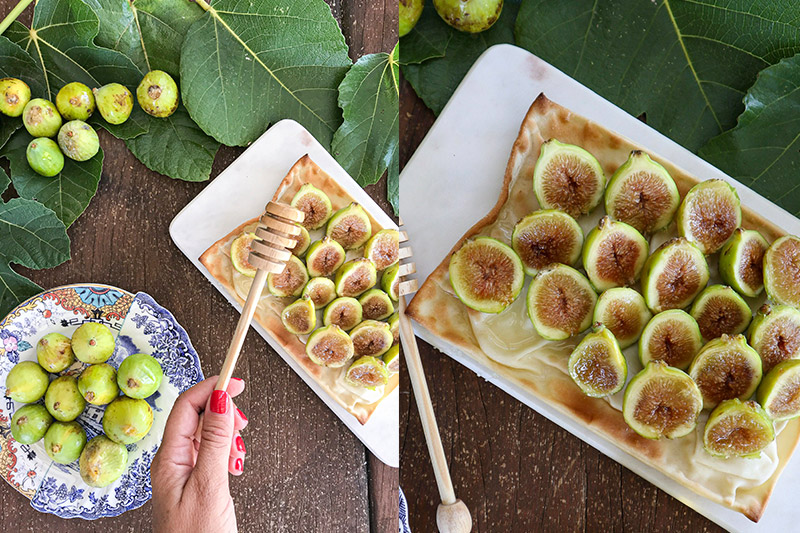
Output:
[
  {"left": 0, "top": 1, "right": 397, "bottom": 531},
  {"left": 399, "top": 80, "right": 726, "bottom": 532}
]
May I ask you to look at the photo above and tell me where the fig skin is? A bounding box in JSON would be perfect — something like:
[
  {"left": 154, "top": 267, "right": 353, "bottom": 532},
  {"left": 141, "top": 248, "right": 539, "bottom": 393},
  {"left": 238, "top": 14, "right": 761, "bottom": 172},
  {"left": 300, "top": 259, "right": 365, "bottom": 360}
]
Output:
[
  {"left": 383, "top": 344, "right": 400, "bottom": 373},
  {"left": 381, "top": 263, "right": 400, "bottom": 301},
  {"left": 593, "top": 287, "right": 651, "bottom": 349},
  {"left": 527, "top": 263, "right": 597, "bottom": 341},
  {"left": 37, "top": 332, "right": 75, "bottom": 372},
  {"left": 326, "top": 203, "right": 372, "bottom": 249},
  {"left": 72, "top": 322, "right": 115, "bottom": 363},
  {"left": 0, "top": 77, "right": 31, "bottom": 117},
  {"left": 117, "top": 353, "right": 163, "bottom": 399},
  {"left": 103, "top": 396, "right": 154, "bottom": 445},
  {"left": 640, "top": 237, "right": 709, "bottom": 313},
  {"left": 58, "top": 120, "right": 100, "bottom": 161},
  {"left": 350, "top": 319, "right": 393, "bottom": 357},
  {"left": 11, "top": 404, "right": 53, "bottom": 444},
  {"left": 718, "top": 228, "right": 768, "bottom": 298},
  {"left": 399, "top": 0, "right": 424, "bottom": 36},
  {"left": 688, "top": 334, "right": 762, "bottom": 410},
  {"left": 364, "top": 229, "right": 400, "bottom": 271},
  {"left": 23, "top": 98, "right": 62, "bottom": 137},
  {"left": 302, "top": 277, "right": 337, "bottom": 308},
  {"left": 79, "top": 435, "right": 128, "bottom": 487},
  {"left": 748, "top": 304, "right": 800, "bottom": 374},
  {"left": 567, "top": 326, "right": 627, "bottom": 398},
  {"left": 638, "top": 309, "right": 702, "bottom": 370},
  {"left": 582, "top": 216, "right": 648, "bottom": 292},
  {"left": 344, "top": 356, "right": 390, "bottom": 389},
  {"left": 689, "top": 285, "right": 752, "bottom": 341},
  {"left": 281, "top": 296, "right": 317, "bottom": 335},
  {"left": 358, "top": 289, "right": 394, "bottom": 321},
  {"left": 449, "top": 237, "right": 524, "bottom": 314},
  {"left": 433, "top": 0, "right": 503, "bottom": 33},
  {"left": 511, "top": 209, "right": 583, "bottom": 277},
  {"left": 306, "top": 237, "right": 346, "bottom": 277},
  {"left": 27, "top": 138, "right": 65, "bottom": 177},
  {"left": 44, "top": 421, "right": 87, "bottom": 464},
  {"left": 6, "top": 360, "right": 50, "bottom": 403},
  {"left": 323, "top": 296, "right": 363, "bottom": 331},
  {"left": 388, "top": 313, "right": 399, "bottom": 346},
  {"left": 306, "top": 324, "right": 355, "bottom": 367},
  {"left": 757, "top": 359, "right": 800, "bottom": 421},
  {"left": 93, "top": 83, "right": 133, "bottom": 125},
  {"left": 335, "top": 258, "right": 378, "bottom": 298},
  {"left": 291, "top": 225, "right": 311, "bottom": 257},
  {"left": 763, "top": 235, "right": 800, "bottom": 308},
  {"left": 703, "top": 399, "right": 774, "bottom": 459},
  {"left": 291, "top": 184, "right": 333, "bottom": 230},
  {"left": 267, "top": 255, "right": 309, "bottom": 298},
  {"left": 137, "top": 70, "right": 179, "bottom": 118},
  {"left": 230, "top": 232, "right": 258, "bottom": 277},
  {"left": 56, "top": 82, "right": 95, "bottom": 121},
  {"left": 45, "top": 375, "right": 86, "bottom": 422},
  {"left": 676, "top": 179, "right": 742, "bottom": 255},
  {"left": 78, "top": 363, "right": 120, "bottom": 405},
  {"left": 533, "top": 139, "right": 605, "bottom": 218}
]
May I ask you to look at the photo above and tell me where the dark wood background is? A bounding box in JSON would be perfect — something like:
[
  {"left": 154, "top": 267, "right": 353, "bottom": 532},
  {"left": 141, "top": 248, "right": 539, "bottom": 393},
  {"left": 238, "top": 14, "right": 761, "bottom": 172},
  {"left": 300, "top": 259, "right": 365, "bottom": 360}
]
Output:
[
  {"left": 0, "top": 1, "right": 398, "bottom": 531},
  {"left": 398, "top": 82, "right": 727, "bottom": 533}
]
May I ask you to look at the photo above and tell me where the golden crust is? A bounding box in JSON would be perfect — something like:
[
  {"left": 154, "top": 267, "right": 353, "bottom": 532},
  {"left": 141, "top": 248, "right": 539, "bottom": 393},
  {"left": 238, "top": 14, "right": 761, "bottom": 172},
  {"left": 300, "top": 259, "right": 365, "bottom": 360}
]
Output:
[
  {"left": 407, "top": 94, "right": 798, "bottom": 520},
  {"left": 200, "top": 155, "right": 398, "bottom": 424}
]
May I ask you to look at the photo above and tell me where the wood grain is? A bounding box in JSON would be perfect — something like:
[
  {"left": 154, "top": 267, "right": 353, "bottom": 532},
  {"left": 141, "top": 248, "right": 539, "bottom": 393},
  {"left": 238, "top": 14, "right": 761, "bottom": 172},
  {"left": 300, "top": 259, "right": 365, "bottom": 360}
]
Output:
[
  {"left": 398, "top": 77, "right": 726, "bottom": 532},
  {"left": 0, "top": 1, "right": 397, "bottom": 531}
]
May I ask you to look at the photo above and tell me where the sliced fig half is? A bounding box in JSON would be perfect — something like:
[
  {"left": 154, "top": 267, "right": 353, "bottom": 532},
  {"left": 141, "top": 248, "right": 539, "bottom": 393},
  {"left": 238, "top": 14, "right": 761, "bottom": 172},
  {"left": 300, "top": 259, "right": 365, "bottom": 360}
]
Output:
[
  {"left": 291, "top": 183, "right": 332, "bottom": 230},
  {"left": 267, "top": 255, "right": 309, "bottom": 298},
  {"left": 592, "top": 287, "right": 652, "bottom": 349},
  {"left": 526, "top": 263, "right": 597, "bottom": 340},
  {"left": 383, "top": 344, "right": 399, "bottom": 373},
  {"left": 757, "top": 359, "right": 800, "bottom": 421},
  {"left": 388, "top": 313, "right": 399, "bottom": 346},
  {"left": 532, "top": 139, "right": 605, "bottom": 217},
  {"left": 641, "top": 237, "right": 709, "bottom": 313},
  {"left": 335, "top": 258, "right": 378, "bottom": 298},
  {"left": 582, "top": 216, "right": 649, "bottom": 292},
  {"left": 344, "top": 356, "right": 389, "bottom": 390},
  {"left": 326, "top": 203, "right": 372, "bottom": 249},
  {"left": 638, "top": 310, "right": 702, "bottom": 370},
  {"left": 688, "top": 334, "right": 762, "bottom": 410},
  {"left": 302, "top": 277, "right": 337, "bottom": 308},
  {"left": 718, "top": 228, "right": 768, "bottom": 297},
  {"left": 748, "top": 304, "right": 800, "bottom": 373},
  {"left": 382, "top": 263, "right": 400, "bottom": 301},
  {"left": 230, "top": 232, "right": 257, "bottom": 277},
  {"left": 510, "top": 210, "right": 583, "bottom": 276},
  {"left": 449, "top": 237, "right": 524, "bottom": 314},
  {"left": 306, "top": 325, "right": 354, "bottom": 367},
  {"left": 323, "top": 297, "right": 363, "bottom": 331},
  {"left": 364, "top": 229, "right": 400, "bottom": 270},
  {"left": 763, "top": 235, "right": 800, "bottom": 308},
  {"left": 306, "top": 237, "right": 346, "bottom": 277},
  {"left": 622, "top": 360, "right": 703, "bottom": 439},
  {"left": 567, "top": 326, "right": 627, "bottom": 397},
  {"left": 281, "top": 296, "right": 316, "bottom": 335},
  {"left": 350, "top": 319, "right": 393, "bottom": 357},
  {"left": 358, "top": 289, "right": 394, "bottom": 321},
  {"left": 703, "top": 399, "right": 774, "bottom": 458},
  {"left": 290, "top": 225, "right": 311, "bottom": 257},
  {"left": 689, "top": 285, "right": 752, "bottom": 341},
  {"left": 604, "top": 150, "right": 680, "bottom": 235},
  {"left": 677, "top": 179, "right": 742, "bottom": 254}
]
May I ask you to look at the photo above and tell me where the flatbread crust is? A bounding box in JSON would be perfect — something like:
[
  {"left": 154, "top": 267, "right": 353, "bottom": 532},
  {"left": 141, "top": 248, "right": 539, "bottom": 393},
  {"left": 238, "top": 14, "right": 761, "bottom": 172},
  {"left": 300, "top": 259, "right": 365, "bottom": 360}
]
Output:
[
  {"left": 200, "top": 155, "right": 398, "bottom": 424},
  {"left": 407, "top": 94, "right": 800, "bottom": 521}
]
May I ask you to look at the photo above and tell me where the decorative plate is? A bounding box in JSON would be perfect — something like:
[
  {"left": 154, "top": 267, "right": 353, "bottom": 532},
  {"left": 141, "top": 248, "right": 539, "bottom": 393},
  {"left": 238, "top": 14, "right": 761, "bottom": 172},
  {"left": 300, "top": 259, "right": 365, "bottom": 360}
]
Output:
[
  {"left": 399, "top": 487, "right": 411, "bottom": 533},
  {"left": 0, "top": 284, "right": 203, "bottom": 519}
]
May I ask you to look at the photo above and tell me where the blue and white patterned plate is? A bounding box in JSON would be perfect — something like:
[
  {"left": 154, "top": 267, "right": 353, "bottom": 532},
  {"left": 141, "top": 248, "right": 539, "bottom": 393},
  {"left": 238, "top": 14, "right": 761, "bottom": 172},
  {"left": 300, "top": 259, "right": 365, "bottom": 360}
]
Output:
[{"left": 0, "top": 284, "right": 203, "bottom": 519}]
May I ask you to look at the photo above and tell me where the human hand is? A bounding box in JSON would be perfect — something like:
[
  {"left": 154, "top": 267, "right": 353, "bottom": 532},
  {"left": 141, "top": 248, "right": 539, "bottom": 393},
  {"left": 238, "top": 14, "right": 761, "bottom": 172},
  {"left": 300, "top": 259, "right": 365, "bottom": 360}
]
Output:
[{"left": 151, "top": 376, "right": 249, "bottom": 533}]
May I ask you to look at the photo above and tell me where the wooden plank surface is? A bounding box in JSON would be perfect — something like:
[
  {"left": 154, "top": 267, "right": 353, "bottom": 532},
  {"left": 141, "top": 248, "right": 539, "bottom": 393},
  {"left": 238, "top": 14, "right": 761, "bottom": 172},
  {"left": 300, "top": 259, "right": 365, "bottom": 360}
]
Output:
[
  {"left": 0, "top": 1, "right": 397, "bottom": 531},
  {"left": 398, "top": 76, "right": 726, "bottom": 533}
]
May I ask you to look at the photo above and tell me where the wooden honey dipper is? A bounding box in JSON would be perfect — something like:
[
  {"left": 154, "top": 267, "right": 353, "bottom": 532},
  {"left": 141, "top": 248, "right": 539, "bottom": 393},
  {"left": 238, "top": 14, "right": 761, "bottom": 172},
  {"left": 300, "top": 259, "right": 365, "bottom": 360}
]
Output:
[{"left": 398, "top": 219, "right": 472, "bottom": 533}]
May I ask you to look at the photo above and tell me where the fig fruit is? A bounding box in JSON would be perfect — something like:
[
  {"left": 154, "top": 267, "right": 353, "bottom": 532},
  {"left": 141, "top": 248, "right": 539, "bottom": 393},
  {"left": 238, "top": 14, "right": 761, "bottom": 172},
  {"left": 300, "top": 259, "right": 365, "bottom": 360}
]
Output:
[
  {"left": 79, "top": 435, "right": 128, "bottom": 487},
  {"left": 677, "top": 179, "right": 741, "bottom": 254},
  {"left": 449, "top": 237, "right": 524, "bottom": 313},
  {"left": 511, "top": 210, "right": 583, "bottom": 276},
  {"left": 78, "top": 363, "right": 119, "bottom": 405},
  {"left": 763, "top": 235, "right": 800, "bottom": 308},
  {"left": 388, "top": 313, "right": 399, "bottom": 346},
  {"left": 567, "top": 326, "right": 627, "bottom": 397},
  {"left": 302, "top": 277, "right": 337, "bottom": 308},
  {"left": 381, "top": 263, "right": 400, "bottom": 301},
  {"left": 689, "top": 285, "right": 752, "bottom": 341},
  {"left": 281, "top": 296, "right": 316, "bottom": 335},
  {"left": 230, "top": 232, "right": 257, "bottom": 277},
  {"left": 291, "top": 184, "right": 333, "bottom": 230},
  {"left": 641, "top": 237, "right": 709, "bottom": 313},
  {"left": 582, "top": 216, "right": 648, "bottom": 291},
  {"left": 44, "top": 421, "right": 87, "bottom": 464},
  {"left": 345, "top": 356, "right": 390, "bottom": 389},
  {"left": 137, "top": 70, "right": 179, "bottom": 117},
  {"left": 0, "top": 77, "right": 31, "bottom": 117},
  {"left": 527, "top": 263, "right": 597, "bottom": 340},
  {"left": 72, "top": 322, "right": 115, "bottom": 363},
  {"left": 592, "top": 287, "right": 652, "bottom": 349},
  {"left": 358, "top": 289, "right": 394, "bottom": 321},
  {"left": 117, "top": 353, "right": 163, "bottom": 399},
  {"left": 306, "top": 237, "right": 346, "bottom": 277},
  {"left": 22, "top": 98, "right": 62, "bottom": 137},
  {"left": 718, "top": 228, "right": 768, "bottom": 297},
  {"left": 604, "top": 151, "right": 680, "bottom": 235},
  {"left": 748, "top": 304, "right": 800, "bottom": 374},
  {"left": 433, "top": 0, "right": 503, "bottom": 33},
  {"left": 364, "top": 229, "right": 400, "bottom": 270},
  {"left": 335, "top": 258, "right": 378, "bottom": 298},
  {"left": 306, "top": 324, "right": 354, "bottom": 367},
  {"left": 350, "top": 319, "right": 393, "bottom": 357},
  {"left": 267, "top": 255, "right": 309, "bottom": 297},
  {"left": 533, "top": 139, "right": 605, "bottom": 218},
  {"left": 323, "top": 297, "right": 363, "bottom": 331},
  {"left": 58, "top": 120, "right": 99, "bottom": 161},
  {"left": 622, "top": 361, "right": 703, "bottom": 439},
  {"left": 326, "top": 203, "right": 372, "bottom": 249},
  {"left": 11, "top": 404, "right": 53, "bottom": 444},
  {"left": 290, "top": 225, "right": 311, "bottom": 257},
  {"left": 26, "top": 137, "right": 64, "bottom": 177},
  {"left": 56, "top": 82, "right": 95, "bottom": 121},
  {"left": 688, "top": 334, "right": 762, "bottom": 410},
  {"left": 93, "top": 83, "right": 133, "bottom": 124},
  {"left": 399, "top": 0, "right": 424, "bottom": 36},
  {"left": 639, "top": 310, "right": 702, "bottom": 370},
  {"left": 103, "top": 396, "right": 154, "bottom": 444},
  {"left": 5, "top": 361, "right": 49, "bottom": 403},
  {"left": 757, "top": 359, "right": 800, "bottom": 421},
  {"left": 383, "top": 344, "right": 400, "bottom": 374},
  {"left": 703, "top": 399, "right": 774, "bottom": 458},
  {"left": 45, "top": 375, "right": 86, "bottom": 422},
  {"left": 37, "top": 332, "right": 75, "bottom": 372}
]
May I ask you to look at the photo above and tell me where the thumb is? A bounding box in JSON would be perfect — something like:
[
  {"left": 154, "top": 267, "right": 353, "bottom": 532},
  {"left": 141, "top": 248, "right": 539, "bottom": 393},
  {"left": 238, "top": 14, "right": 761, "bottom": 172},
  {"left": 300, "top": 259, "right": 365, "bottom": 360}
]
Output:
[{"left": 193, "top": 389, "right": 235, "bottom": 486}]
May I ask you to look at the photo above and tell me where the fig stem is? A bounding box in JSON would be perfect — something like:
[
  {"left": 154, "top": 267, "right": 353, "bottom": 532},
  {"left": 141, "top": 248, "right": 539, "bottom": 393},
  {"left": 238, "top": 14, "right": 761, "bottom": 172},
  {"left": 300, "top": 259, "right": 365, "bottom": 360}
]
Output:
[{"left": 0, "top": 0, "right": 33, "bottom": 36}]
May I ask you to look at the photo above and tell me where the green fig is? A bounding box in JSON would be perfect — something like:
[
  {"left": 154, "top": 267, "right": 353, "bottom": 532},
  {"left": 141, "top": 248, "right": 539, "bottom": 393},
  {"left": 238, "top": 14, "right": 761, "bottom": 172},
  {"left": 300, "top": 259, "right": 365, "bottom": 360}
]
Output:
[
  {"left": 383, "top": 344, "right": 400, "bottom": 374},
  {"left": 5, "top": 361, "right": 49, "bottom": 403},
  {"left": 364, "top": 229, "right": 400, "bottom": 270},
  {"left": 704, "top": 399, "right": 774, "bottom": 458},
  {"left": 306, "top": 324, "right": 354, "bottom": 367},
  {"left": 11, "top": 404, "right": 53, "bottom": 444},
  {"left": 0, "top": 77, "right": 31, "bottom": 117},
  {"left": 582, "top": 216, "right": 648, "bottom": 292},
  {"left": 381, "top": 263, "right": 400, "bottom": 301},
  {"left": 748, "top": 304, "right": 800, "bottom": 374},
  {"left": 37, "top": 332, "right": 75, "bottom": 372},
  {"left": 527, "top": 264, "right": 597, "bottom": 340},
  {"left": 335, "top": 258, "right": 378, "bottom": 298},
  {"left": 58, "top": 120, "right": 100, "bottom": 161},
  {"left": 350, "top": 319, "right": 393, "bottom": 357},
  {"left": 45, "top": 375, "right": 86, "bottom": 421},
  {"left": 306, "top": 237, "right": 347, "bottom": 278},
  {"left": 137, "top": 70, "right": 179, "bottom": 117},
  {"left": 267, "top": 255, "right": 309, "bottom": 297},
  {"left": 117, "top": 353, "right": 163, "bottom": 399},
  {"left": 290, "top": 225, "right": 311, "bottom": 257},
  {"left": 450, "top": 237, "right": 524, "bottom": 314},
  {"left": 78, "top": 363, "right": 119, "bottom": 405},
  {"left": 291, "top": 184, "right": 333, "bottom": 230},
  {"left": 44, "top": 421, "right": 87, "bottom": 464},
  {"left": 301, "top": 277, "right": 337, "bottom": 308},
  {"left": 80, "top": 435, "right": 128, "bottom": 487},
  {"left": 688, "top": 334, "right": 762, "bottom": 410},
  {"left": 689, "top": 284, "right": 752, "bottom": 341},
  {"left": 26, "top": 137, "right": 64, "bottom": 177},
  {"left": 433, "top": 0, "right": 503, "bottom": 33},
  {"left": 358, "top": 289, "right": 394, "bottom": 321},
  {"left": 399, "top": 0, "right": 424, "bottom": 36},
  {"left": 388, "top": 313, "right": 399, "bottom": 346},
  {"left": 103, "top": 396, "right": 154, "bottom": 445},
  {"left": 22, "top": 98, "right": 62, "bottom": 137},
  {"left": 230, "top": 232, "right": 258, "bottom": 278},
  {"left": 512, "top": 209, "right": 583, "bottom": 276},
  {"left": 71, "top": 322, "right": 115, "bottom": 363},
  {"left": 757, "top": 359, "right": 800, "bottom": 421},
  {"left": 568, "top": 325, "right": 627, "bottom": 397},
  {"left": 323, "top": 296, "right": 363, "bottom": 331},
  {"left": 718, "top": 228, "right": 768, "bottom": 298},
  {"left": 640, "top": 237, "right": 709, "bottom": 313},
  {"left": 56, "top": 82, "right": 95, "bottom": 121},
  {"left": 763, "top": 235, "right": 800, "bottom": 308},
  {"left": 677, "top": 179, "right": 741, "bottom": 254},
  {"left": 345, "top": 356, "right": 390, "bottom": 389},
  {"left": 93, "top": 83, "right": 134, "bottom": 124},
  {"left": 281, "top": 296, "right": 316, "bottom": 335},
  {"left": 326, "top": 203, "right": 372, "bottom": 249},
  {"left": 592, "top": 287, "right": 651, "bottom": 349},
  {"left": 533, "top": 139, "right": 605, "bottom": 218}
]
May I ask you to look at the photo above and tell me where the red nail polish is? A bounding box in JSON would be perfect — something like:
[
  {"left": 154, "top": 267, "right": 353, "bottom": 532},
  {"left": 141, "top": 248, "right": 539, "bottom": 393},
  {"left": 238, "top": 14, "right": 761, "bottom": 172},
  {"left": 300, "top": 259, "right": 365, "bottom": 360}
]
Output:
[
  {"left": 236, "top": 435, "right": 246, "bottom": 453},
  {"left": 236, "top": 407, "right": 248, "bottom": 421},
  {"left": 232, "top": 377, "right": 243, "bottom": 382},
  {"left": 235, "top": 458, "right": 243, "bottom": 472},
  {"left": 210, "top": 390, "right": 229, "bottom": 414}
]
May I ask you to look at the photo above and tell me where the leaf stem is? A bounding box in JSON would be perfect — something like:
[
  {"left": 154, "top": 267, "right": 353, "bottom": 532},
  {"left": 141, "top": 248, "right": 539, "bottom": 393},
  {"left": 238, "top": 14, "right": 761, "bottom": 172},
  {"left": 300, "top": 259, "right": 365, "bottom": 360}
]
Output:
[
  {"left": 194, "top": 0, "right": 212, "bottom": 12},
  {"left": 0, "top": 0, "right": 34, "bottom": 36}
]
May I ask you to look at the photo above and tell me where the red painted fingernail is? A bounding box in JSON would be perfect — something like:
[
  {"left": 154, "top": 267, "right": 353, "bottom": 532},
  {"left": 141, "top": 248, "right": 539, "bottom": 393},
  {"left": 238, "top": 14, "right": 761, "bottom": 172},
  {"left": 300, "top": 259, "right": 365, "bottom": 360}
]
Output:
[
  {"left": 236, "top": 407, "right": 248, "bottom": 421},
  {"left": 210, "top": 390, "right": 229, "bottom": 414},
  {"left": 232, "top": 377, "right": 243, "bottom": 382},
  {"left": 235, "top": 458, "right": 243, "bottom": 472},
  {"left": 236, "top": 435, "right": 246, "bottom": 453}
]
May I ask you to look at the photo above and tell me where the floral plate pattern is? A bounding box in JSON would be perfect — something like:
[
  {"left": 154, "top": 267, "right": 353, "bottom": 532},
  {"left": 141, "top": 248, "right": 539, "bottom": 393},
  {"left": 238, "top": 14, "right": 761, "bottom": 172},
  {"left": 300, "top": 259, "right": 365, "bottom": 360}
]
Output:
[{"left": 0, "top": 284, "right": 203, "bottom": 519}]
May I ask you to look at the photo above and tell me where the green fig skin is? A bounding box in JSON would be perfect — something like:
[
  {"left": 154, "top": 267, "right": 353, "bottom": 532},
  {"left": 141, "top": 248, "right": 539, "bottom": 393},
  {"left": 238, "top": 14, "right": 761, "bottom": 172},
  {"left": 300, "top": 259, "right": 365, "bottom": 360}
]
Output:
[
  {"left": 78, "top": 363, "right": 120, "bottom": 405},
  {"left": 45, "top": 375, "right": 86, "bottom": 422},
  {"left": 117, "top": 353, "right": 163, "bottom": 399},
  {"left": 56, "top": 82, "right": 95, "bottom": 121},
  {"left": 11, "top": 404, "right": 53, "bottom": 444},
  {"left": 388, "top": 313, "right": 399, "bottom": 346},
  {"left": 80, "top": 435, "right": 128, "bottom": 487},
  {"left": 102, "top": 396, "right": 154, "bottom": 445},
  {"left": 640, "top": 238, "right": 709, "bottom": 313},
  {"left": 291, "top": 225, "right": 311, "bottom": 257},
  {"left": 433, "top": 0, "right": 503, "bottom": 33},
  {"left": 757, "top": 359, "right": 800, "bottom": 421},
  {"left": 381, "top": 263, "right": 400, "bottom": 301},
  {"left": 22, "top": 98, "right": 62, "bottom": 137},
  {"left": 26, "top": 138, "right": 65, "bottom": 177},
  {"left": 137, "top": 70, "right": 179, "bottom": 118},
  {"left": 763, "top": 235, "right": 800, "bottom": 308},
  {"left": 382, "top": 344, "right": 400, "bottom": 373},
  {"left": 58, "top": 120, "right": 100, "bottom": 162},
  {"left": 568, "top": 326, "right": 627, "bottom": 397},
  {"left": 0, "top": 77, "right": 31, "bottom": 117},
  {"left": 71, "top": 322, "right": 115, "bottom": 364},
  {"left": 748, "top": 304, "right": 800, "bottom": 374},
  {"left": 44, "top": 421, "right": 87, "bottom": 464},
  {"left": 703, "top": 399, "right": 774, "bottom": 458},
  {"left": 93, "top": 83, "right": 134, "bottom": 124},
  {"left": 399, "top": 0, "right": 424, "bottom": 36},
  {"left": 718, "top": 228, "right": 768, "bottom": 298},
  {"left": 37, "top": 332, "right": 75, "bottom": 372},
  {"left": 6, "top": 361, "right": 50, "bottom": 403}
]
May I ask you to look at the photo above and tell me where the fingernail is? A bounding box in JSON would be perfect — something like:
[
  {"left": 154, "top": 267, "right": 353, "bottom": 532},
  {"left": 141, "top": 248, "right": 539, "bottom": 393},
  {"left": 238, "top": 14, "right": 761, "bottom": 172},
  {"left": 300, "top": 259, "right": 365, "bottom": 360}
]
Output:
[
  {"left": 236, "top": 435, "right": 246, "bottom": 453},
  {"left": 210, "top": 390, "right": 229, "bottom": 414},
  {"left": 236, "top": 408, "right": 248, "bottom": 422},
  {"left": 232, "top": 377, "right": 243, "bottom": 382},
  {"left": 235, "top": 458, "right": 243, "bottom": 472}
]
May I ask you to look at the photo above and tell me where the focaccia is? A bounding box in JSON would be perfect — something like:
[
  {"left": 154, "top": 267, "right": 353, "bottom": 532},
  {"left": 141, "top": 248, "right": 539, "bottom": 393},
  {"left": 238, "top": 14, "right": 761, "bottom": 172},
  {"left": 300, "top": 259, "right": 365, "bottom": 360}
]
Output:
[
  {"left": 200, "top": 155, "right": 399, "bottom": 424},
  {"left": 406, "top": 94, "right": 800, "bottom": 521}
]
